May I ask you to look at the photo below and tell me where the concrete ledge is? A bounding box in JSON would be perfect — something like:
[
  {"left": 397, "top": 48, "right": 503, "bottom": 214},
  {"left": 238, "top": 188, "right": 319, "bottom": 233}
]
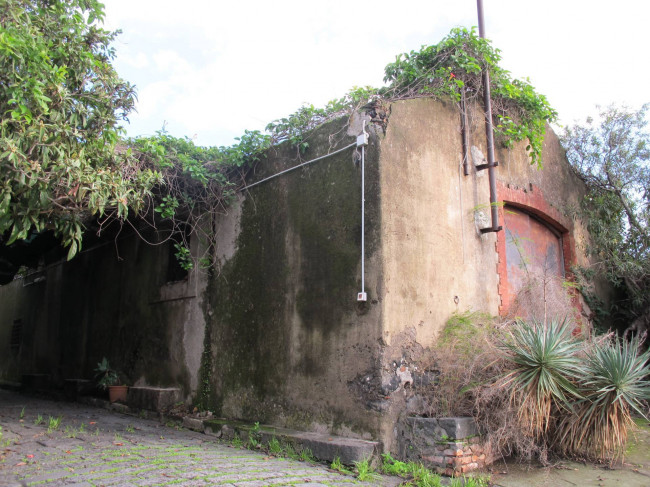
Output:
[
  {"left": 127, "top": 387, "right": 181, "bottom": 412},
  {"left": 202, "top": 419, "right": 379, "bottom": 465},
  {"left": 75, "top": 394, "right": 379, "bottom": 466}
]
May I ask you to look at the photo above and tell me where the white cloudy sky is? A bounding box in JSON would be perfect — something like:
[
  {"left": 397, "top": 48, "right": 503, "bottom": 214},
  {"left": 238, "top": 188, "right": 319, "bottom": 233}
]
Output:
[{"left": 102, "top": 0, "right": 649, "bottom": 148}]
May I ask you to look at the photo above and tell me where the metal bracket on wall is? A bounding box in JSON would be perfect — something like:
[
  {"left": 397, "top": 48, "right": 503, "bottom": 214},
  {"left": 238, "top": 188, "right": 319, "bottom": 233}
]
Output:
[
  {"left": 480, "top": 225, "right": 503, "bottom": 234},
  {"left": 475, "top": 161, "right": 499, "bottom": 171}
]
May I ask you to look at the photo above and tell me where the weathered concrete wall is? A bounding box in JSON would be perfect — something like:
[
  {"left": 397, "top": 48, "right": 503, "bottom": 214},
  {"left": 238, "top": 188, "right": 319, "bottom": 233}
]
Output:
[
  {"left": 375, "top": 99, "right": 502, "bottom": 451},
  {"left": 379, "top": 99, "right": 500, "bottom": 347},
  {"left": 203, "top": 116, "right": 385, "bottom": 439},
  {"left": 371, "top": 99, "right": 603, "bottom": 452}
]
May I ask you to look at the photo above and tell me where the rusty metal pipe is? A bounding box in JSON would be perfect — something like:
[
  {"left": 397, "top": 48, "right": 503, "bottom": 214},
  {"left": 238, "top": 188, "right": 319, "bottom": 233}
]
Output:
[
  {"left": 460, "top": 90, "right": 470, "bottom": 176},
  {"left": 477, "top": 0, "right": 502, "bottom": 233}
]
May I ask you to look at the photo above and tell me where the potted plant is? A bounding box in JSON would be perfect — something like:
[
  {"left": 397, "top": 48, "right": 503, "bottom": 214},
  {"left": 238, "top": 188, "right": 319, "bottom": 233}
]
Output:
[{"left": 95, "top": 357, "right": 128, "bottom": 403}]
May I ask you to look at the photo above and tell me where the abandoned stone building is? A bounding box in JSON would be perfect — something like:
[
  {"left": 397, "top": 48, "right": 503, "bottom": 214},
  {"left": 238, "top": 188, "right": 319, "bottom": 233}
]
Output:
[{"left": 0, "top": 98, "right": 602, "bottom": 464}]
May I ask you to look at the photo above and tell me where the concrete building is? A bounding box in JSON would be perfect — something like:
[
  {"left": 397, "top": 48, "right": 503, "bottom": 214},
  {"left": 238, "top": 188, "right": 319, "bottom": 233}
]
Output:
[{"left": 0, "top": 98, "right": 600, "bottom": 452}]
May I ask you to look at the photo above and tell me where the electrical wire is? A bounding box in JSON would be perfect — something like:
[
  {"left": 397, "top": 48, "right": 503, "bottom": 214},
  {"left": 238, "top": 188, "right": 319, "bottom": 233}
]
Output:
[{"left": 238, "top": 141, "right": 357, "bottom": 192}]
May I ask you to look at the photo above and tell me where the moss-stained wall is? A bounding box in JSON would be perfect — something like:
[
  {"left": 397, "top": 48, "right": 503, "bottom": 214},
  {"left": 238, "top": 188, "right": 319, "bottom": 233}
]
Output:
[{"left": 204, "top": 116, "right": 384, "bottom": 438}]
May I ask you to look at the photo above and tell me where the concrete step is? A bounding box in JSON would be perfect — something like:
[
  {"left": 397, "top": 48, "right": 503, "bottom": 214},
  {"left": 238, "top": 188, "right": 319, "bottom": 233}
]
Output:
[
  {"left": 187, "top": 417, "right": 379, "bottom": 466},
  {"left": 127, "top": 386, "right": 181, "bottom": 412}
]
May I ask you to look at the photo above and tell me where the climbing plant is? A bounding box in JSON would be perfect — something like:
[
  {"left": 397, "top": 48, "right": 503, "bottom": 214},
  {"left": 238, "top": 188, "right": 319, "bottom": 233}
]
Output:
[
  {"left": 127, "top": 128, "right": 272, "bottom": 270},
  {"left": 383, "top": 27, "right": 557, "bottom": 166},
  {"left": 266, "top": 28, "right": 556, "bottom": 166}
]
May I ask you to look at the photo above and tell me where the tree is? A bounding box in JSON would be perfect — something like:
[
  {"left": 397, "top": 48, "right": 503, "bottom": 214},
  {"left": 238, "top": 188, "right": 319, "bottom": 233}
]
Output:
[
  {"left": 0, "top": 0, "right": 160, "bottom": 261},
  {"left": 561, "top": 104, "right": 650, "bottom": 335}
]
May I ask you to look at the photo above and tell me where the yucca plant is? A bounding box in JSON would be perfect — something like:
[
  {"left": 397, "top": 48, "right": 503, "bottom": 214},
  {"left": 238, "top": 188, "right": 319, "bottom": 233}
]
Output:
[
  {"left": 499, "top": 318, "right": 582, "bottom": 440},
  {"left": 557, "top": 337, "right": 650, "bottom": 460}
]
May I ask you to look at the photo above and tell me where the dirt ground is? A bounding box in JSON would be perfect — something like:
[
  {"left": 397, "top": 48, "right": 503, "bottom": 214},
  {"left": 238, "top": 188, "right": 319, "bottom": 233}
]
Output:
[{"left": 488, "top": 419, "right": 650, "bottom": 487}]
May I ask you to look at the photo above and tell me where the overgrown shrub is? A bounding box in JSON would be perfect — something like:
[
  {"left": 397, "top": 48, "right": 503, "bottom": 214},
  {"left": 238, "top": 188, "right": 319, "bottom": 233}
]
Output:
[
  {"left": 409, "top": 311, "right": 650, "bottom": 464},
  {"left": 557, "top": 336, "right": 650, "bottom": 460},
  {"left": 498, "top": 318, "right": 582, "bottom": 441},
  {"left": 406, "top": 310, "right": 502, "bottom": 419}
]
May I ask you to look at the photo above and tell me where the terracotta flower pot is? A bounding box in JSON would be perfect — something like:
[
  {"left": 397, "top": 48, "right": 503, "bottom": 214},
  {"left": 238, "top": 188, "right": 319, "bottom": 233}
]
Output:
[{"left": 108, "top": 385, "right": 128, "bottom": 403}]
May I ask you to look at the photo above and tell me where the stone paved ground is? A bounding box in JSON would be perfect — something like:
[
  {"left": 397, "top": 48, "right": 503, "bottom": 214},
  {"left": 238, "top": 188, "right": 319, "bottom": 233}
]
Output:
[{"left": 0, "top": 390, "right": 400, "bottom": 487}]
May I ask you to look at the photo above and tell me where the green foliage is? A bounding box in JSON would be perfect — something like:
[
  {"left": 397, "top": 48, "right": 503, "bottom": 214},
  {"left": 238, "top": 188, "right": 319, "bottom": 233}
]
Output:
[
  {"left": 494, "top": 319, "right": 650, "bottom": 461},
  {"left": 94, "top": 357, "right": 119, "bottom": 389},
  {"left": 0, "top": 425, "right": 10, "bottom": 447},
  {"left": 299, "top": 447, "right": 315, "bottom": 462},
  {"left": 562, "top": 104, "right": 650, "bottom": 327},
  {"left": 0, "top": 1, "right": 273, "bottom": 267},
  {"left": 0, "top": 0, "right": 160, "bottom": 258},
  {"left": 230, "top": 434, "right": 243, "bottom": 448},
  {"left": 330, "top": 456, "right": 352, "bottom": 474},
  {"left": 267, "top": 436, "right": 283, "bottom": 456},
  {"left": 381, "top": 453, "right": 442, "bottom": 487},
  {"left": 381, "top": 452, "right": 411, "bottom": 476},
  {"left": 247, "top": 421, "right": 261, "bottom": 449},
  {"left": 450, "top": 476, "right": 490, "bottom": 487},
  {"left": 354, "top": 457, "right": 377, "bottom": 482},
  {"left": 129, "top": 129, "right": 272, "bottom": 270},
  {"left": 173, "top": 243, "right": 193, "bottom": 271},
  {"left": 34, "top": 414, "right": 43, "bottom": 426},
  {"left": 441, "top": 310, "right": 495, "bottom": 353},
  {"left": 266, "top": 86, "right": 379, "bottom": 150},
  {"left": 0, "top": 16, "right": 555, "bottom": 273},
  {"left": 383, "top": 27, "right": 557, "bottom": 166},
  {"left": 283, "top": 441, "right": 298, "bottom": 460},
  {"left": 499, "top": 319, "right": 582, "bottom": 439},
  {"left": 47, "top": 415, "right": 61, "bottom": 433}
]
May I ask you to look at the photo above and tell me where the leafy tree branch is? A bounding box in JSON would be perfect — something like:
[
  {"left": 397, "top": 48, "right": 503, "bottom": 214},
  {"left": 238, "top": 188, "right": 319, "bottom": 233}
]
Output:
[{"left": 562, "top": 104, "right": 650, "bottom": 333}]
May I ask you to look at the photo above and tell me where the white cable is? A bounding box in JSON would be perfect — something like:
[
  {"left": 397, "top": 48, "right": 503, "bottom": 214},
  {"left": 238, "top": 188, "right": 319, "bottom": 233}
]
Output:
[{"left": 239, "top": 142, "right": 357, "bottom": 192}]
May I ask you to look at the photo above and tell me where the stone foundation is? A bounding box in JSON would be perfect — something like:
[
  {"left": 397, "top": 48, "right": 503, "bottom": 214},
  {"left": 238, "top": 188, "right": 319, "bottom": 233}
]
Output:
[{"left": 397, "top": 416, "right": 493, "bottom": 476}]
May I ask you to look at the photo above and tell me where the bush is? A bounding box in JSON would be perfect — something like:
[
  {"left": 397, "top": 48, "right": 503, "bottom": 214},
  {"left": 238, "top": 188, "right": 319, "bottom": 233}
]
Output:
[
  {"left": 401, "top": 307, "right": 650, "bottom": 464},
  {"left": 493, "top": 322, "right": 650, "bottom": 462},
  {"left": 557, "top": 336, "right": 650, "bottom": 460},
  {"left": 498, "top": 319, "right": 582, "bottom": 441}
]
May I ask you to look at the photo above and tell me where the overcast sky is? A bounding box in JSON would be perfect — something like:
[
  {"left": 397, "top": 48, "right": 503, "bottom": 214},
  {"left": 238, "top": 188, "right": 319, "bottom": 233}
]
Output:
[{"left": 102, "top": 0, "right": 649, "bottom": 148}]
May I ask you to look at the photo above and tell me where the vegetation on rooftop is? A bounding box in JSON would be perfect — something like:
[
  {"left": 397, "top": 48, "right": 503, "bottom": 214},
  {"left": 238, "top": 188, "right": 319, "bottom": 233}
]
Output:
[{"left": 0, "top": 2, "right": 557, "bottom": 270}]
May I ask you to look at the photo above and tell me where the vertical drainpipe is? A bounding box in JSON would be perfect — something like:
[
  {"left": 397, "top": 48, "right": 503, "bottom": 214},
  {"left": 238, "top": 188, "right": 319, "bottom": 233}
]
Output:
[
  {"left": 477, "top": 0, "right": 502, "bottom": 234},
  {"left": 460, "top": 90, "right": 470, "bottom": 176}
]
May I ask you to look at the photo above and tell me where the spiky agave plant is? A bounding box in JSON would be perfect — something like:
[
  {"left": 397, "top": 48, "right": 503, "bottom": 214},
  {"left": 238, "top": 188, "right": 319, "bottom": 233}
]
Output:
[
  {"left": 558, "top": 337, "right": 650, "bottom": 461},
  {"left": 499, "top": 319, "right": 582, "bottom": 440}
]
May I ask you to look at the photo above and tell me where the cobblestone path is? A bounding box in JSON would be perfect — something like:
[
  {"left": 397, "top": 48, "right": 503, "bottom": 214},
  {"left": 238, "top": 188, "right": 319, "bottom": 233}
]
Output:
[{"left": 0, "top": 390, "right": 398, "bottom": 487}]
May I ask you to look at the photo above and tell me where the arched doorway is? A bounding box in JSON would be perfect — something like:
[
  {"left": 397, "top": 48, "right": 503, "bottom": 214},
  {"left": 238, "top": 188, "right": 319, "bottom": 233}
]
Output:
[{"left": 503, "top": 205, "right": 565, "bottom": 316}]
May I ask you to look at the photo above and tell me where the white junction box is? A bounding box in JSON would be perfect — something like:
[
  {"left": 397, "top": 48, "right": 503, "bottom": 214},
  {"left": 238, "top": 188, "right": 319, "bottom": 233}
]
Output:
[{"left": 357, "top": 292, "right": 367, "bottom": 302}]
